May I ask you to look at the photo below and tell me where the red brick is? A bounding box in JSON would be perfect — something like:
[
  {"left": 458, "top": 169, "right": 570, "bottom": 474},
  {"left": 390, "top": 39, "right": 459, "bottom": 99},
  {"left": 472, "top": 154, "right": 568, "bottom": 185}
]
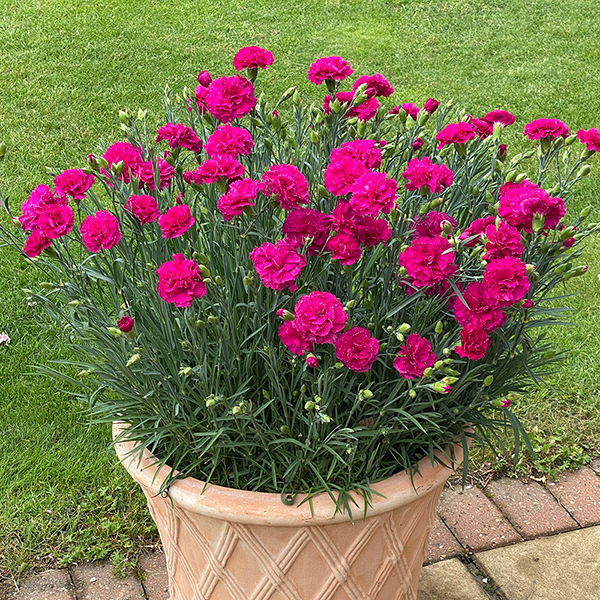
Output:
[
  {"left": 424, "top": 516, "right": 463, "bottom": 564},
  {"left": 437, "top": 485, "right": 522, "bottom": 552},
  {"left": 139, "top": 552, "right": 169, "bottom": 600},
  {"left": 485, "top": 478, "right": 578, "bottom": 539},
  {"left": 547, "top": 467, "right": 600, "bottom": 526},
  {"left": 8, "top": 569, "right": 74, "bottom": 600},
  {"left": 70, "top": 561, "right": 145, "bottom": 600}
]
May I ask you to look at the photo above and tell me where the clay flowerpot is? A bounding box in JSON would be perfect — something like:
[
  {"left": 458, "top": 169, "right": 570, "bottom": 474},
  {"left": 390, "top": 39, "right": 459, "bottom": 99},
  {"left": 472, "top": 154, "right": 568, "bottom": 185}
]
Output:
[{"left": 113, "top": 422, "right": 465, "bottom": 600}]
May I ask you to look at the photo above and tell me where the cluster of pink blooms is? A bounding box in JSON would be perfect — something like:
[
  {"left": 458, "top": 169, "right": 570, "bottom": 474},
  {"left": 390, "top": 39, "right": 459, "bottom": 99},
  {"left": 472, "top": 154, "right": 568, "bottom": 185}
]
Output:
[{"left": 402, "top": 157, "right": 453, "bottom": 194}]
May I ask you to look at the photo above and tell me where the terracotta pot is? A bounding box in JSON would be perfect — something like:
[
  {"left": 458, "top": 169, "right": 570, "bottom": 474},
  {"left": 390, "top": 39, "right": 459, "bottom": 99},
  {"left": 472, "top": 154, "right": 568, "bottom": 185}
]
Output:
[{"left": 113, "top": 422, "right": 465, "bottom": 600}]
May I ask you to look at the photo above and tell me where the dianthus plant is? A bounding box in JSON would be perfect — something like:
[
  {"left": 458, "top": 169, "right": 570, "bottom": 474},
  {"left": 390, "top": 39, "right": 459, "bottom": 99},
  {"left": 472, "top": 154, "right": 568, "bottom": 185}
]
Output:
[{"left": 1, "top": 49, "right": 597, "bottom": 510}]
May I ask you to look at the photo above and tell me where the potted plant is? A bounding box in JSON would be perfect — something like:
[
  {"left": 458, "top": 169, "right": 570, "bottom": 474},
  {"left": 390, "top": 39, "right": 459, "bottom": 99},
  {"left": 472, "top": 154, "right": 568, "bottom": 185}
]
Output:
[{"left": 0, "top": 47, "right": 596, "bottom": 599}]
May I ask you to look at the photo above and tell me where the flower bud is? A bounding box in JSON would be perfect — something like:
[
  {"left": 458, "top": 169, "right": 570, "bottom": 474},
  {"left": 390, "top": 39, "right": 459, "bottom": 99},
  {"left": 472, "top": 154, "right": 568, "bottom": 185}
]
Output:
[
  {"left": 118, "top": 110, "right": 131, "bottom": 125},
  {"left": 137, "top": 108, "right": 147, "bottom": 121},
  {"left": 310, "top": 130, "right": 319, "bottom": 144},
  {"left": 357, "top": 121, "right": 366, "bottom": 136},
  {"left": 398, "top": 323, "right": 412, "bottom": 334},
  {"left": 525, "top": 263, "right": 536, "bottom": 275},
  {"left": 304, "top": 400, "right": 316, "bottom": 411},
  {"left": 112, "top": 160, "right": 125, "bottom": 176},
  {"left": 243, "top": 275, "right": 254, "bottom": 287},
  {"left": 408, "top": 389, "right": 417, "bottom": 399},
  {"left": 432, "top": 381, "right": 451, "bottom": 394},
  {"left": 434, "top": 360, "right": 445, "bottom": 370},
  {"left": 107, "top": 326, "right": 122, "bottom": 337},
  {"left": 179, "top": 366, "right": 193, "bottom": 376},
  {"left": 417, "top": 110, "right": 430, "bottom": 126},
  {"left": 435, "top": 320, "right": 444, "bottom": 334},
  {"left": 321, "top": 415, "right": 332, "bottom": 424},
  {"left": 207, "top": 315, "right": 219, "bottom": 324},
  {"left": 300, "top": 384, "right": 307, "bottom": 394},
  {"left": 205, "top": 397, "right": 217, "bottom": 408},
  {"left": 126, "top": 353, "right": 141, "bottom": 367},
  {"left": 198, "top": 264, "right": 210, "bottom": 278},
  {"left": 78, "top": 370, "right": 92, "bottom": 378},
  {"left": 358, "top": 389, "right": 373, "bottom": 401},
  {"left": 443, "top": 376, "right": 458, "bottom": 385},
  {"left": 379, "top": 342, "right": 387, "bottom": 351},
  {"left": 214, "top": 275, "right": 223, "bottom": 286},
  {"left": 445, "top": 367, "right": 460, "bottom": 376},
  {"left": 0, "top": 141, "right": 6, "bottom": 161},
  {"left": 565, "top": 265, "right": 588, "bottom": 279},
  {"left": 565, "top": 134, "right": 577, "bottom": 146},
  {"left": 335, "top": 361, "right": 344, "bottom": 369},
  {"left": 306, "top": 355, "right": 318, "bottom": 368},
  {"left": 577, "top": 165, "right": 592, "bottom": 178},
  {"left": 280, "top": 425, "right": 291, "bottom": 434},
  {"left": 505, "top": 170, "right": 517, "bottom": 183},
  {"left": 423, "top": 367, "right": 434, "bottom": 378},
  {"left": 515, "top": 173, "right": 528, "bottom": 184},
  {"left": 483, "top": 375, "right": 494, "bottom": 386},
  {"left": 196, "top": 320, "right": 206, "bottom": 328},
  {"left": 231, "top": 405, "right": 242, "bottom": 415},
  {"left": 559, "top": 226, "right": 576, "bottom": 240}
]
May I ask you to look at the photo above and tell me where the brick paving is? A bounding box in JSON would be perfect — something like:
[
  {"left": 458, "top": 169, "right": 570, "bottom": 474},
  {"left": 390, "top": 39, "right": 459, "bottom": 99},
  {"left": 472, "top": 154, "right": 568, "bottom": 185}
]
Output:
[{"left": 3, "top": 462, "right": 600, "bottom": 599}]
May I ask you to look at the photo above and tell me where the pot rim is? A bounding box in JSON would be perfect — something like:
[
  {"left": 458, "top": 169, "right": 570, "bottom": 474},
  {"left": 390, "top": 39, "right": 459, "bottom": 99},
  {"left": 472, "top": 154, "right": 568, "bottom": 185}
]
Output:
[{"left": 113, "top": 421, "right": 465, "bottom": 526}]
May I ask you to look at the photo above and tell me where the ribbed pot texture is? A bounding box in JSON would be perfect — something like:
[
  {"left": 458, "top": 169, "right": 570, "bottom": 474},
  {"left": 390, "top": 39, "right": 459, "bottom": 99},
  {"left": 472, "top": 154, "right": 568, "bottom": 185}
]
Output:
[{"left": 113, "top": 422, "right": 464, "bottom": 600}]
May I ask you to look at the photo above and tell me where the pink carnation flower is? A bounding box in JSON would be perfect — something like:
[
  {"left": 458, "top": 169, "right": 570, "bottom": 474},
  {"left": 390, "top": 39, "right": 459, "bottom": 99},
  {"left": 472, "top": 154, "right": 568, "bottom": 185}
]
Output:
[
  {"left": 294, "top": 291, "right": 347, "bottom": 344},
  {"left": 482, "top": 220, "right": 523, "bottom": 261},
  {"left": 117, "top": 316, "right": 134, "bottom": 333},
  {"left": 185, "top": 156, "right": 245, "bottom": 185},
  {"left": 523, "top": 118, "right": 569, "bottom": 141},
  {"left": 156, "top": 254, "right": 206, "bottom": 307},
  {"left": 335, "top": 327, "right": 379, "bottom": 372},
  {"left": 80, "top": 210, "right": 121, "bottom": 252},
  {"left": 156, "top": 123, "right": 202, "bottom": 153},
  {"left": 53, "top": 169, "right": 94, "bottom": 200},
  {"left": 577, "top": 128, "right": 600, "bottom": 152},
  {"left": 23, "top": 230, "right": 52, "bottom": 258},
  {"left": 484, "top": 110, "right": 515, "bottom": 127},
  {"left": 349, "top": 171, "right": 397, "bottom": 216},
  {"left": 158, "top": 204, "right": 195, "bottom": 239},
  {"left": 197, "top": 70, "right": 212, "bottom": 87},
  {"left": 413, "top": 211, "right": 456, "bottom": 238},
  {"left": 326, "top": 232, "right": 362, "bottom": 265},
  {"left": 36, "top": 204, "right": 74, "bottom": 239},
  {"left": 139, "top": 158, "right": 175, "bottom": 191},
  {"left": 455, "top": 324, "right": 490, "bottom": 360},
  {"left": 412, "top": 137, "right": 424, "bottom": 150},
  {"left": 498, "top": 180, "right": 566, "bottom": 232},
  {"left": 204, "top": 124, "right": 253, "bottom": 158},
  {"left": 233, "top": 46, "right": 274, "bottom": 71},
  {"left": 346, "top": 97, "right": 380, "bottom": 122},
  {"left": 471, "top": 118, "right": 493, "bottom": 139},
  {"left": 330, "top": 139, "right": 382, "bottom": 169},
  {"left": 261, "top": 164, "right": 309, "bottom": 210},
  {"left": 401, "top": 103, "right": 420, "bottom": 120},
  {"left": 205, "top": 75, "right": 257, "bottom": 123},
  {"left": 102, "top": 142, "right": 142, "bottom": 184},
  {"left": 279, "top": 320, "right": 313, "bottom": 356},
  {"left": 308, "top": 56, "right": 353, "bottom": 85},
  {"left": 398, "top": 236, "right": 457, "bottom": 288},
  {"left": 192, "top": 84, "right": 209, "bottom": 113},
  {"left": 393, "top": 333, "right": 436, "bottom": 379},
  {"left": 19, "top": 185, "right": 68, "bottom": 231},
  {"left": 459, "top": 216, "right": 496, "bottom": 247},
  {"left": 282, "top": 208, "right": 332, "bottom": 255},
  {"left": 249, "top": 239, "right": 306, "bottom": 292},
  {"left": 125, "top": 194, "right": 160, "bottom": 225},
  {"left": 423, "top": 98, "right": 439, "bottom": 114},
  {"left": 453, "top": 282, "right": 506, "bottom": 333},
  {"left": 353, "top": 216, "right": 392, "bottom": 247},
  {"left": 324, "top": 157, "right": 368, "bottom": 196},
  {"left": 353, "top": 74, "right": 394, "bottom": 98},
  {"left": 483, "top": 257, "right": 530, "bottom": 307},
  {"left": 217, "top": 178, "right": 258, "bottom": 221},
  {"left": 402, "top": 157, "right": 453, "bottom": 194},
  {"left": 436, "top": 122, "right": 476, "bottom": 149}
]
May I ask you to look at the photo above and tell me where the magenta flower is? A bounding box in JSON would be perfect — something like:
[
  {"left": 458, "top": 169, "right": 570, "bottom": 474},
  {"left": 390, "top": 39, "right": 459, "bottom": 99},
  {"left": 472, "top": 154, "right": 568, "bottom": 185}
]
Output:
[
  {"left": 577, "top": 128, "right": 600, "bottom": 152},
  {"left": 423, "top": 98, "right": 440, "bottom": 114},
  {"left": 205, "top": 75, "right": 257, "bottom": 123},
  {"left": 459, "top": 216, "right": 496, "bottom": 247},
  {"left": 483, "top": 257, "right": 530, "bottom": 307},
  {"left": 294, "top": 291, "right": 347, "bottom": 344},
  {"left": 349, "top": 171, "right": 397, "bottom": 216},
  {"left": 483, "top": 110, "right": 515, "bottom": 127},
  {"left": 346, "top": 97, "right": 380, "bottom": 122},
  {"left": 155, "top": 254, "right": 206, "bottom": 307},
  {"left": 19, "top": 185, "right": 68, "bottom": 232},
  {"left": 204, "top": 124, "right": 253, "bottom": 158},
  {"left": 138, "top": 158, "right": 175, "bottom": 191},
  {"left": 261, "top": 164, "right": 309, "bottom": 210},
  {"left": 326, "top": 232, "right": 362, "bottom": 265},
  {"left": 282, "top": 208, "right": 332, "bottom": 255},
  {"left": 117, "top": 316, "right": 134, "bottom": 333},
  {"left": 156, "top": 123, "right": 202, "bottom": 153},
  {"left": 455, "top": 324, "right": 490, "bottom": 360},
  {"left": 185, "top": 156, "right": 245, "bottom": 185},
  {"left": 401, "top": 103, "right": 420, "bottom": 120},
  {"left": 453, "top": 282, "right": 506, "bottom": 333},
  {"left": 192, "top": 84, "right": 209, "bottom": 113},
  {"left": 412, "top": 137, "right": 424, "bottom": 150},
  {"left": 23, "top": 230, "right": 52, "bottom": 258},
  {"left": 125, "top": 194, "right": 160, "bottom": 225},
  {"left": 158, "top": 204, "right": 195, "bottom": 239},
  {"left": 393, "top": 333, "right": 436, "bottom": 379},
  {"left": 353, "top": 74, "right": 394, "bottom": 98},
  {"left": 436, "top": 122, "right": 476, "bottom": 149},
  {"left": 482, "top": 220, "right": 523, "bottom": 261},
  {"left": 279, "top": 320, "right": 313, "bottom": 356},
  {"left": 335, "top": 327, "right": 379, "bottom": 372},
  {"left": 249, "top": 239, "right": 306, "bottom": 292},
  {"left": 36, "top": 205, "right": 74, "bottom": 239},
  {"left": 353, "top": 216, "right": 392, "bottom": 247},
  {"left": 471, "top": 118, "right": 493, "bottom": 139},
  {"left": 80, "top": 210, "right": 121, "bottom": 252},
  {"left": 402, "top": 157, "right": 453, "bottom": 194},
  {"left": 322, "top": 91, "right": 354, "bottom": 115},
  {"left": 324, "top": 157, "right": 368, "bottom": 196},
  {"left": 523, "top": 118, "right": 569, "bottom": 141},
  {"left": 413, "top": 211, "right": 456, "bottom": 238},
  {"left": 53, "top": 169, "right": 94, "bottom": 200},
  {"left": 217, "top": 178, "right": 258, "bottom": 221},
  {"left": 233, "top": 46, "right": 274, "bottom": 71},
  {"left": 307, "top": 56, "right": 353, "bottom": 85},
  {"left": 330, "top": 139, "right": 382, "bottom": 170},
  {"left": 197, "top": 70, "right": 212, "bottom": 87},
  {"left": 398, "top": 236, "right": 457, "bottom": 288},
  {"left": 101, "top": 142, "right": 142, "bottom": 184}
]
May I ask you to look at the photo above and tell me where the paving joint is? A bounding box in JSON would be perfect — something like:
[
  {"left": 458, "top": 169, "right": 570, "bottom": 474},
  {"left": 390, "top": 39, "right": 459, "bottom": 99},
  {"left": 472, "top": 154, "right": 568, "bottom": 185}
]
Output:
[{"left": 462, "top": 556, "right": 506, "bottom": 600}]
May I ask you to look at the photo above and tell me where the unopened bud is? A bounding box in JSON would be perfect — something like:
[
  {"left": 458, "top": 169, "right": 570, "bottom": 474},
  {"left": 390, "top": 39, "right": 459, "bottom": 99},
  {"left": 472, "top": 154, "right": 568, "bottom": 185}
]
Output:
[
  {"left": 198, "top": 264, "right": 210, "bottom": 278},
  {"left": 300, "top": 384, "right": 307, "bottom": 394},
  {"left": 196, "top": 320, "right": 206, "bottom": 328},
  {"left": 205, "top": 397, "right": 217, "bottom": 408},
  {"left": 292, "top": 91, "right": 301, "bottom": 105},
  {"left": 435, "top": 320, "right": 444, "bottom": 334},
  {"left": 443, "top": 347, "right": 451, "bottom": 357},
  {"left": 505, "top": 170, "right": 517, "bottom": 183},
  {"left": 432, "top": 381, "right": 451, "bottom": 394},
  {"left": 310, "top": 130, "right": 319, "bottom": 144},
  {"left": 68, "top": 300, "right": 82, "bottom": 307},
  {"left": 243, "top": 275, "right": 254, "bottom": 286},
  {"left": 214, "top": 275, "right": 223, "bottom": 286},
  {"left": 565, "top": 134, "right": 577, "bottom": 146},
  {"left": 0, "top": 142, "right": 6, "bottom": 161},
  {"left": 525, "top": 263, "right": 536, "bottom": 275},
  {"left": 231, "top": 405, "right": 242, "bottom": 415},
  {"left": 423, "top": 367, "right": 434, "bottom": 378},
  {"left": 358, "top": 389, "right": 373, "bottom": 401},
  {"left": 408, "top": 389, "right": 417, "bottom": 398},
  {"left": 577, "top": 165, "right": 592, "bottom": 178},
  {"left": 207, "top": 315, "right": 219, "bottom": 324},
  {"left": 580, "top": 205, "right": 592, "bottom": 218},
  {"left": 434, "top": 360, "right": 445, "bottom": 370},
  {"left": 304, "top": 400, "right": 316, "bottom": 411},
  {"left": 345, "top": 299, "right": 357, "bottom": 310},
  {"left": 398, "top": 323, "right": 411, "bottom": 334},
  {"left": 483, "top": 375, "right": 494, "bottom": 386},
  {"left": 107, "top": 326, "right": 122, "bottom": 337},
  {"left": 515, "top": 172, "right": 528, "bottom": 184},
  {"left": 179, "top": 366, "right": 193, "bottom": 376},
  {"left": 113, "top": 160, "right": 125, "bottom": 176},
  {"left": 532, "top": 214, "right": 545, "bottom": 233},
  {"left": 443, "top": 376, "right": 458, "bottom": 385},
  {"left": 118, "top": 110, "right": 131, "bottom": 125},
  {"left": 126, "top": 353, "right": 141, "bottom": 367}
]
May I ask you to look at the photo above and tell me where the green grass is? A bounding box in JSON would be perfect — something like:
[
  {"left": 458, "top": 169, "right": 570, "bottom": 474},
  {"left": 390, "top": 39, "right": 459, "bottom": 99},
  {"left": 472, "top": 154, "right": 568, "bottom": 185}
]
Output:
[{"left": 1, "top": 0, "right": 600, "bottom": 579}]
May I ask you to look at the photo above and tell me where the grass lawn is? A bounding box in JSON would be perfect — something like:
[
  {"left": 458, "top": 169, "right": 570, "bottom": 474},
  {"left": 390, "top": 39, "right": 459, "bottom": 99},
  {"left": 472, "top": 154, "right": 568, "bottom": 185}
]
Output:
[{"left": 1, "top": 0, "right": 600, "bottom": 579}]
